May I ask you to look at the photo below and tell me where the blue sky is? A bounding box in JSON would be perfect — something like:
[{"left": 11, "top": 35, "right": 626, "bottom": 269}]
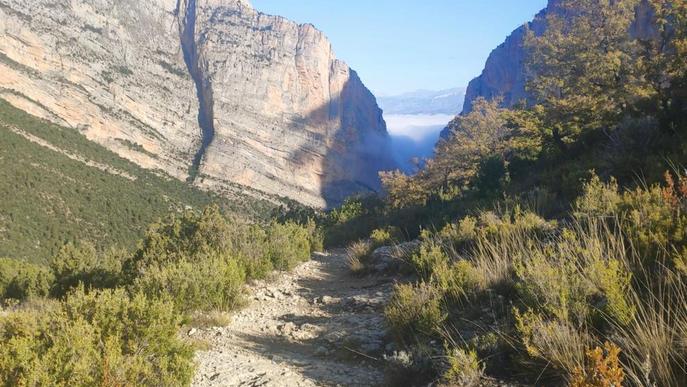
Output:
[{"left": 251, "top": 0, "right": 548, "bottom": 96}]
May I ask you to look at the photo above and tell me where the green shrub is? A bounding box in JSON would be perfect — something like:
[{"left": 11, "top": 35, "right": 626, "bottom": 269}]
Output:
[
  {"left": 123, "top": 205, "right": 317, "bottom": 312},
  {"left": 323, "top": 195, "right": 385, "bottom": 247},
  {"left": 513, "top": 240, "right": 592, "bottom": 323},
  {"left": 385, "top": 282, "right": 446, "bottom": 342},
  {"left": 304, "top": 218, "right": 324, "bottom": 253},
  {"left": 132, "top": 255, "right": 245, "bottom": 313},
  {"left": 433, "top": 260, "right": 482, "bottom": 301},
  {"left": 383, "top": 349, "right": 435, "bottom": 387},
  {"left": 441, "top": 347, "right": 483, "bottom": 387},
  {"left": 614, "top": 276, "right": 687, "bottom": 387},
  {"left": 573, "top": 175, "right": 621, "bottom": 219},
  {"left": 50, "top": 242, "right": 126, "bottom": 297},
  {"left": 574, "top": 172, "right": 687, "bottom": 273},
  {"left": 410, "top": 236, "right": 450, "bottom": 280},
  {"left": 513, "top": 221, "right": 635, "bottom": 326},
  {"left": 514, "top": 309, "right": 591, "bottom": 377},
  {"left": 370, "top": 226, "right": 402, "bottom": 248},
  {"left": 0, "top": 258, "right": 53, "bottom": 301},
  {"left": 125, "top": 206, "right": 230, "bottom": 276},
  {"left": 266, "top": 221, "right": 312, "bottom": 271},
  {"left": 585, "top": 254, "right": 634, "bottom": 325},
  {"left": 0, "top": 287, "right": 194, "bottom": 386},
  {"left": 439, "top": 216, "right": 477, "bottom": 247},
  {"left": 478, "top": 207, "right": 554, "bottom": 238},
  {"left": 228, "top": 223, "right": 271, "bottom": 279},
  {"left": 124, "top": 207, "right": 248, "bottom": 312}
]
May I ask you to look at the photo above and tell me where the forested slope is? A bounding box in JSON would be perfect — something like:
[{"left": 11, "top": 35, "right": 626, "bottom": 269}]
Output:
[{"left": 0, "top": 100, "right": 274, "bottom": 262}]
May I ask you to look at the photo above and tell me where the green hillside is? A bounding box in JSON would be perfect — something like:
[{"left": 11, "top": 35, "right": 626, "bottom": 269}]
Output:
[{"left": 0, "top": 100, "right": 274, "bottom": 263}]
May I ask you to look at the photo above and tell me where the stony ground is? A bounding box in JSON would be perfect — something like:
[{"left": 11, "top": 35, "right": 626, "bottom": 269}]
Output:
[{"left": 191, "top": 250, "right": 396, "bottom": 387}]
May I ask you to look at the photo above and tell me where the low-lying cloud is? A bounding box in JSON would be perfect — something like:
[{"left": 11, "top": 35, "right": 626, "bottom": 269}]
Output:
[{"left": 384, "top": 113, "right": 454, "bottom": 173}]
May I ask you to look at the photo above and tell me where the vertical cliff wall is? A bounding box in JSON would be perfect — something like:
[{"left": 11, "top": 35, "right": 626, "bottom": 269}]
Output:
[
  {"left": 176, "top": 0, "right": 395, "bottom": 206},
  {"left": 462, "top": 0, "right": 655, "bottom": 114},
  {"left": 0, "top": 0, "right": 200, "bottom": 179},
  {"left": 0, "top": 0, "right": 395, "bottom": 207},
  {"left": 462, "top": 3, "right": 552, "bottom": 114}
]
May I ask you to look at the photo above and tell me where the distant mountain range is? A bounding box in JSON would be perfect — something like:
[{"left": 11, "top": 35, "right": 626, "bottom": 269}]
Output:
[
  {"left": 377, "top": 88, "right": 466, "bottom": 116},
  {"left": 377, "top": 88, "right": 465, "bottom": 173}
]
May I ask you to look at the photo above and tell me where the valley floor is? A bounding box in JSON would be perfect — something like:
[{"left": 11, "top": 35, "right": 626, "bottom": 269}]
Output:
[{"left": 192, "top": 250, "right": 393, "bottom": 387}]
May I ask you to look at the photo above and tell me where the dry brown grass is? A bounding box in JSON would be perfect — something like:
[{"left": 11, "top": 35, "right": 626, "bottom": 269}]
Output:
[
  {"left": 614, "top": 275, "right": 687, "bottom": 386},
  {"left": 346, "top": 240, "right": 373, "bottom": 274}
]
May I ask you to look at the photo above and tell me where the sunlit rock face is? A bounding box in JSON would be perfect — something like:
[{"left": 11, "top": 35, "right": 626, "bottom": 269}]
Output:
[
  {"left": 0, "top": 0, "right": 395, "bottom": 207},
  {"left": 462, "top": 0, "right": 653, "bottom": 114}
]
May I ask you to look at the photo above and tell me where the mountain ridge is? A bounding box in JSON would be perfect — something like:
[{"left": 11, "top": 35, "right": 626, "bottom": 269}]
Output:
[{"left": 377, "top": 87, "right": 465, "bottom": 116}]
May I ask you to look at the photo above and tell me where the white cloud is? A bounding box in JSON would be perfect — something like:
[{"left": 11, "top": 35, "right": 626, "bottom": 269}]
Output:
[{"left": 384, "top": 114, "right": 454, "bottom": 141}]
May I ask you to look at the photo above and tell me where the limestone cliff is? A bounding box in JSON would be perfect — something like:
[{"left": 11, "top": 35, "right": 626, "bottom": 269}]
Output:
[
  {"left": 462, "top": 0, "right": 655, "bottom": 114},
  {"left": 461, "top": 3, "right": 552, "bottom": 114},
  {"left": 0, "top": 0, "right": 394, "bottom": 207}
]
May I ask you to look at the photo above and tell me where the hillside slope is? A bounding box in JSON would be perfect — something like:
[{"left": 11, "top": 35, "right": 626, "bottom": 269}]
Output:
[{"left": 0, "top": 100, "right": 274, "bottom": 263}]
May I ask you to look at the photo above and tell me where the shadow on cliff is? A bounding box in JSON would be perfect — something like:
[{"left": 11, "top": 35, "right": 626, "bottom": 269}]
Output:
[{"left": 286, "top": 72, "right": 397, "bottom": 209}]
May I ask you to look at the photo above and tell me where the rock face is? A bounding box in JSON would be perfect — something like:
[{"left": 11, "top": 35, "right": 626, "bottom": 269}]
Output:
[
  {"left": 461, "top": 3, "right": 552, "bottom": 114},
  {"left": 462, "top": 0, "right": 655, "bottom": 114},
  {"left": 0, "top": 0, "right": 394, "bottom": 207}
]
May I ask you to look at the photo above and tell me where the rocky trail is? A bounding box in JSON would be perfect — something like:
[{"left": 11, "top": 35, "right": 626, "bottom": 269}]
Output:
[{"left": 192, "top": 250, "right": 396, "bottom": 387}]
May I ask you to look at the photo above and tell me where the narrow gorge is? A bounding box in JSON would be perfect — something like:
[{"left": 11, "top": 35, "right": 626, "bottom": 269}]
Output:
[{"left": 178, "top": 0, "right": 215, "bottom": 181}]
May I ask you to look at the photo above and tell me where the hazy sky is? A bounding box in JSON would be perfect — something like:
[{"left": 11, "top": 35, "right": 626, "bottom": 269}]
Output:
[{"left": 251, "top": 0, "right": 548, "bottom": 96}]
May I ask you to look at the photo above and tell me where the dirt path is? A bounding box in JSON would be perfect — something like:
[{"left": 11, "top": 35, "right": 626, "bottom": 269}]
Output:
[{"left": 192, "top": 250, "right": 395, "bottom": 387}]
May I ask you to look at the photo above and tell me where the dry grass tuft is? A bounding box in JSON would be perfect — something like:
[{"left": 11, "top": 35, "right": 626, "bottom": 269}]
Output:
[{"left": 346, "top": 240, "right": 373, "bottom": 274}]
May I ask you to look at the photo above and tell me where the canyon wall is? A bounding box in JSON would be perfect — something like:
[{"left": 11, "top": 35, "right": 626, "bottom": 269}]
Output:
[
  {"left": 0, "top": 0, "right": 394, "bottom": 207},
  {"left": 462, "top": 0, "right": 654, "bottom": 114}
]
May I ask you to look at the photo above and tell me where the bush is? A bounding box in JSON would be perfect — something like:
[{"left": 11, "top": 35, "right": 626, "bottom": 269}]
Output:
[
  {"left": 614, "top": 277, "right": 687, "bottom": 386},
  {"left": 124, "top": 206, "right": 233, "bottom": 277},
  {"left": 266, "top": 221, "right": 312, "bottom": 271},
  {"left": 304, "top": 218, "right": 324, "bottom": 253},
  {"left": 441, "top": 347, "right": 483, "bottom": 387},
  {"left": 514, "top": 309, "right": 592, "bottom": 377},
  {"left": 574, "top": 172, "right": 687, "bottom": 273},
  {"left": 385, "top": 282, "right": 446, "bottom": 342},
  {"left": 0, "top": 258, "right": 52, "bottom": 301},
  {"left": 513, "top": 221, "right": 635, "bottom": 326},
  {"left": 50, "top": 242, "right": 125, "bottom": 297},
  {"left": 227, "top": 223, "right": 271, "bottom": 279},
  {"left": 410, "top": 235, "right": 450, "bottom": 280},
  {"left": 370, "top": 226, "right": 402, "bottom": 248},
  {"left": 573, "top": 175, "right": 621, "bottom": 219},
  {"left": 132, "top": 256, "right": 245, "bottom": 313},
  {"left": 433, "top": 260, "right": 481, "bottom": 301},
  {"left": 123, "top": 206, "right": 317, "bottom": 312},
  {"left": 570, "top": 342, "right": 625, "bottom": 387},
  {"left": 439, "top": 216, "right": 477, "bottom": 247},
  {"left": 0, "top": 287, "right": 194, "bottom": 386},
  {"left": 383, "top": 349, "right": 435, "bottom": 387},
  {"left": 513, "top": 239, "right": 592, "bottom": 324},
  {"left": 328, "top": 197, "right": 366, "bottom": 224}
]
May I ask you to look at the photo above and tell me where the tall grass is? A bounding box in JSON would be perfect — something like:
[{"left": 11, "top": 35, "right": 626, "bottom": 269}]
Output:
[{"left": 383, "top": 172, "right": 687, "bottom": 385}]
